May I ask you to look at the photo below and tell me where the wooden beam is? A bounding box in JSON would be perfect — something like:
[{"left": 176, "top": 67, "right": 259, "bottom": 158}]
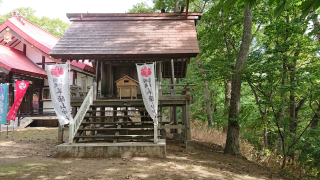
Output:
[
  {"left": 70, "top": 16, "right": 198, "bottom": 21},
  {"left": 186, "top": 0, "right": 190, "bottom": 18},
  {"left": 42, "top": 56, "right": 45, "bottom": 69},
  {"left": 67, "top": 12, "right": 202, "bottom": 18},
  {"left": 160, "top": 125, "right": 186, "bottom": 129},
  {"left": 23, "top": 44, "right": 26, "bottom": 56}
]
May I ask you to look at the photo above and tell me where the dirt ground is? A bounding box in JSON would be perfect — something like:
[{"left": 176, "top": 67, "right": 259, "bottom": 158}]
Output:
[{"left": 0, "top": 127, "right": 288, "bottom": 180}]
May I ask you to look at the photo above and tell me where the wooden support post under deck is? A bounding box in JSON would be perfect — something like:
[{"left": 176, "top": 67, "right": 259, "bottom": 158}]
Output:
[
  {"left": 113, "top": 106, "right": 117, "bottom": 122},
  {"left": 185, "top": 101, "right": 191, "bottom": 142},
  {"left": 101, "top": 106, "right": 105, "bottom": 122},
  {"left": 181, "top": 105, "right": 186, "bottom": 143}
]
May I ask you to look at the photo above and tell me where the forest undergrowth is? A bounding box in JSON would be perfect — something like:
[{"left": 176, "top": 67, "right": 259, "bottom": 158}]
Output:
[{"left": 191, "top": 120, "right": 318, "bottom": 179}]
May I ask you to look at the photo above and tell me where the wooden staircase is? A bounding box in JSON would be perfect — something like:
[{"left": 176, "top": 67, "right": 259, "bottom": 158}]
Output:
[{"left": 72, "top": 105, "right": 161, "bottom": 143}]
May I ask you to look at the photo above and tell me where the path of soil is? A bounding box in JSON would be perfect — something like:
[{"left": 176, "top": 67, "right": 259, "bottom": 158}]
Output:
[{"left": 0, "top": 127, "right": 288, "bottom": 180}]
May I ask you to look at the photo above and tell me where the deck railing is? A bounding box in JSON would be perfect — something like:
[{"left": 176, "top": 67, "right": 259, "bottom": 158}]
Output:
[
  {"left": 159, "top": 84, "right": 195, "bottom": 100},
  {"left": 69, "top": 86, "right": 93, "bottom": 144}
]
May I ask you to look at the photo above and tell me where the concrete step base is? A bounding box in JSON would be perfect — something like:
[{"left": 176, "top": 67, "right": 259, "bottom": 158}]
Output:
[{"left": 54, "top": 139, "right": 166, "bottom": 158}]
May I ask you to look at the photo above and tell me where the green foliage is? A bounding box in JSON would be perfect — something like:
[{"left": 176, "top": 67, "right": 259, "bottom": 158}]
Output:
[
  {"left": 127, "top": 1, "right": 155, "bottom": 13},
  {"left": 152, "top": 0, "right": 209, "bottom": 12},
  {"left": 0, "top": 7, "right": 69, "bottom": 38},
  {"left": 153, "top": 0, "right": 176, "bottom": 12},
  {"left": 183, "top": 0, "right": 320, "bottom": 175}
]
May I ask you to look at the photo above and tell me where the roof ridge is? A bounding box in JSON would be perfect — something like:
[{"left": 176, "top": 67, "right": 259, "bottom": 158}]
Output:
[
  {"left": 16, "top": 17, "right": 60, "bottom": 40},
  {"left": 115, "top": 75, "right": 139, "bottom": 83},
  {"left": 3, "top": 17, "right": 57, "bottom": 54}
]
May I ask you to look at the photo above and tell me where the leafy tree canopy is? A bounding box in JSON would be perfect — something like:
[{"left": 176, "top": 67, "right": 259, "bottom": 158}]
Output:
[
  {"left": 127, "top": 1, "right": 155, "bottom": 13},
  {"left": 0, "top": 7, "right": 69, "bottom": 38}
]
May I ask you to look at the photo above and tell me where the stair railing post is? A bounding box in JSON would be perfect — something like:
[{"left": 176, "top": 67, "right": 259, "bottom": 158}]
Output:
[
  {"left": 154, "top": 119, "right": 158, "bottom": 144},
  {"left": 69, "top": 123, "right": 74, "bottom": 144},
  {"left": 93, "top": 76, "right": 97, "bottom": 100}
]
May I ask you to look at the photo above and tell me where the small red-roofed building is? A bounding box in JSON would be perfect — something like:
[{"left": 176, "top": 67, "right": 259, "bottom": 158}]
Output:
[{"left": 0, "top": 11, "right": 95, "bottom": 126}]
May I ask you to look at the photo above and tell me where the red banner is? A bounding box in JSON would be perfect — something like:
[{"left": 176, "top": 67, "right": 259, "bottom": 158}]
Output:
[{"left": 7, "top": 81, "right": 29, "bottom": 121}]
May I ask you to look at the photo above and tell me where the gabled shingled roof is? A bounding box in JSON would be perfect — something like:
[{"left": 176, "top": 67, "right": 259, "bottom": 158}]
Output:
[
  {"left": 50, "top": 13, "right": 201, "bottom": 60},
  {"left": 0, "top": 17, "right": 59, "bottom": 54},
  {"left": 0, "top": 15, "right": 95, "bottom": 74}
]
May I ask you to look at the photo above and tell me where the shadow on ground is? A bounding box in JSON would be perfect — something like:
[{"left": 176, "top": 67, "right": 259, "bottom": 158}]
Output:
[{"left": 0, "top": 128, "right": 288, "bottom": 180}]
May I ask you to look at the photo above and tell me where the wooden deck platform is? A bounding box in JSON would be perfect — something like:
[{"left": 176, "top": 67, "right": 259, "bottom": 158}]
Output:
[{"left": 71, "top": 98, "right": 190, "bottom": 107}]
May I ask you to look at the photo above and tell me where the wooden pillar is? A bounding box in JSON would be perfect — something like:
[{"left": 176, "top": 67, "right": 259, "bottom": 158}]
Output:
[
  {"left": 30, "top": 83, "right": 33, "bottom": 115},
  {"left": 106, "top": 64, "right": 113, "bottom": 97},
  {"left": 95, "top": 60, "right": 100, "bottom": 99},
  {"left": 170, "top": 60, "right": 177, "bottom": 133},
  {"left": 23, "top": 44, "right": 26, "bottom": 56},
  {"left": 101, "top": 61, "right": 106, "bottom": 97},
  {"left": 156, "top": 62, "right": 163, "bottom": 123},
  {"left": 185, "top": 101, "right": 191, "bottom": 141},
  {"left": 8, "top": 72, "right": 13, "bottom": 107},
  {"left": 42, "top": 56, "right": 45, "bottom": 70},
  {"left": 73, "top": 70, "right": 77, "bottom": 85},
  {"left": 181, "top": 105, "right": 186, "bottom": 143},
  {"left": 39, "top": 79, "right": 44, "bottom": 115},
  {"left": 101, "top": 106, "right": 105, "bottom": 122},
  {"left": 113, "top": 106, "right": 117, "bottom": 122}
]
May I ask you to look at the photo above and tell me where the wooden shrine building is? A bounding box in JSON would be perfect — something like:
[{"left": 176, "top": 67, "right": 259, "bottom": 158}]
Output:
[{"left": 50, "top": 12, "right": 202, "bottom": 153}]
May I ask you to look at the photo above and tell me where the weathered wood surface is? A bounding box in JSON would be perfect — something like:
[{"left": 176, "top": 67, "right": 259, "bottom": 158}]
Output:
[{"left": 78, "top": 128, "right": 159, "bottom": 131}]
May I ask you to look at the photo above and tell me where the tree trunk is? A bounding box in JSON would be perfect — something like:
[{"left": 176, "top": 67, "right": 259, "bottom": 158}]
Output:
[
  {"left": 204, "top": 78, "right": 213, "bottom": 126},
  {"left": 277, "top": 61, "right": 286, "bottom": 154},
  {"left": 311, "top": 103, "right": 320, "bottom": 128},
  {"left": 224, "top": 6, "right": 252, "bottom": 156},
  {"left": 174, "top": 0, "right": 179, "bottom": 12},
  {"left": 198, "top": 58, "right": 213, "bottom": 126},
  {"left": 288, "top": 52, "right": 298, "bottom": 160},
  {"left": 223, "top": 80, "right": 231, "bottom": 132},
  {"left": 309, "top": 8, "right": 320, "bottom": 129},
  {"left": 210, "top": 88, "right": 218, "bottom": 128},
  {"left": 263, "top": 114, "right": 268, "bottom": 151}
]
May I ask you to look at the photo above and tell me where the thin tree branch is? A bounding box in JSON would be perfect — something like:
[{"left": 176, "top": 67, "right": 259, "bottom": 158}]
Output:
[
  {"left": 251, "top": 23, "right": 262, "bottom": 42},
  {"left": 248, "top": 82, "right": 264, "bottom": 115},
  {"left": 295, "top": 96, "right": 307, "bottom": 112}
]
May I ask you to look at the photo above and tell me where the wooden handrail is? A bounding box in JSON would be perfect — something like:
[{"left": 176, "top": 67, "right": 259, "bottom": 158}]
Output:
[{"left": 69, "top": 86, "right": 93, "bottom": 144}]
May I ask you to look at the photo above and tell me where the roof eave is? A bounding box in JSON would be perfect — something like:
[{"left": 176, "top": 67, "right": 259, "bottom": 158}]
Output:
[{"left": 49, "top": 53, "right": 199, "bottom": 60}]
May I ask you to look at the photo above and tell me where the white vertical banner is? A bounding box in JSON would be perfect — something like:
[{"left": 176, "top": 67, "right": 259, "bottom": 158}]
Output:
[
  {"left": 46, "top": 64, "right": 73, "bottom": 125},
  {"left": 136, "top": 63, "right": 158, "bottom": 123}
]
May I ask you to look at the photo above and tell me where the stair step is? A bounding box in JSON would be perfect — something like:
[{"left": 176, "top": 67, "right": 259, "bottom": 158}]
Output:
[
  {"left": 74, "top": 135, "right": 160, "bottom": 138},
  {"left": 87, "top": 110, "right": 146, "bottom": 112},
  {"left": 80, "top": 121, "right": 173, "bottom": 125},
  {"left": 77, "top": 128, "right": 156, "bottom": 131},
  {"left": 81, "top": 121, "right": 155, "bottom": 125},
  {"left": 84, "top": 116, "right": 134, "bottom": 118}
]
